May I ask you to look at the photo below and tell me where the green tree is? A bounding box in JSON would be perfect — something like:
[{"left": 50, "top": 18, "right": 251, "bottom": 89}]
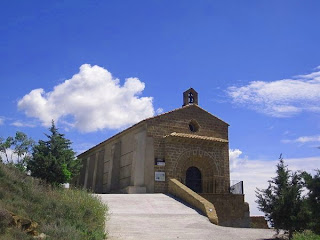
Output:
[
  {"left": 12, "top": 131, "right": 34, "bottom": 170},
  {"left": 0, "top": 136, "right": 14, "bottom": 163},
  {"left": 301, "top": 170, "right": 320, "bottom": 234},
  {"left": 0, "top": 132, "right": 34, "bottom": 170},
  {"left": 256, "top": 156, "right": 307, "bottom": 239},
  {"left": 27, "top": 121, "right": 81, "bottom": 185}
]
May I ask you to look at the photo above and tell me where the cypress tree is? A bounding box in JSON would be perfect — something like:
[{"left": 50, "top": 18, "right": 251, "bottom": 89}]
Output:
[
  {"left": 256, "top": 156, "right": 307, "bottom": 239},
  {"left": 27, "top": 121, "right": 80, "bottom": 185},
  {"left": 302, "top": 170, "right": 320, "bottom": 234}
]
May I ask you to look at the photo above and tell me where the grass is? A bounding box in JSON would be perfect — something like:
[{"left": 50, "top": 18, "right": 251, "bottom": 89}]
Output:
[
  {"left": 293, "top": 231, "right": 320, "bottom": 240},
  {"left": 0, "top": 163, "right": 108, "bottom": 240}
]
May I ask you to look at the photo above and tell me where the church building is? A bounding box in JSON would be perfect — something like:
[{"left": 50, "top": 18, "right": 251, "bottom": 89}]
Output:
[{"left": 76, "top": 88, "right": 250, "bottom": 227}]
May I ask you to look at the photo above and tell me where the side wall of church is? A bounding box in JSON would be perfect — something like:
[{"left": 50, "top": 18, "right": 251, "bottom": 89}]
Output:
[
  {"left": 76, "top": 124, "right": 154, "bottom": 193},
  {"left": 77, "top": 145, "right": 107, "bottom": 193}
]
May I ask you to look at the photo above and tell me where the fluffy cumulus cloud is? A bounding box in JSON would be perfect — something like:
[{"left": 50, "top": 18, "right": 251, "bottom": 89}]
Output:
[
  {"left": 230, "top": 150, "right": 319, "bottom": 216},
  {"left": 18, "top": 64, "right": 155, "bottom": 132},
  {"left": 227, "top": 67, "right": 320, "bottom": 117}
]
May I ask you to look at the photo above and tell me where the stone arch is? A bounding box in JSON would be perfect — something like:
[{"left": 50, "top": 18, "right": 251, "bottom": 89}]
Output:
[
  {"left": 171, "top": 148, "right": 224, "bottom": 193},
  {"left": 172, "top": 148, "right": 220, "bottom": 181}
]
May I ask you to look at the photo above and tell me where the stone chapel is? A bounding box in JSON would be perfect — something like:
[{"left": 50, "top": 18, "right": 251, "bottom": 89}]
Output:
[{"left": 76, "top": 88, "right": 250, "bottom": 227}]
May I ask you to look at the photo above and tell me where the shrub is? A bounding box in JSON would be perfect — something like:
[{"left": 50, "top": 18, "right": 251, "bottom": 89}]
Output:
[
  {"left": 0, "top": 163, "right": 107, "bottom": 240},
  {"left": 293, "top": 230, "right": 320, "bottom": 240}
]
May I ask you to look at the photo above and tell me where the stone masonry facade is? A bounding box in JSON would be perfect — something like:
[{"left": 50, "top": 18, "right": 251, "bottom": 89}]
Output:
[
  {"left": 145, "top": 104, "right": 230, "bottom": 193},
  {"left": 76, "top": 100, "right": 231, "bottom": 195},
  {"left": 76, "top": 88, "right": 250, "bottom": 227}
]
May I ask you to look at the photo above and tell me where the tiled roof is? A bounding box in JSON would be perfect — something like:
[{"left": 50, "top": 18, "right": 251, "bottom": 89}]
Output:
[{"left": 164, "top": 132, "right": 228, "bottom": 143}]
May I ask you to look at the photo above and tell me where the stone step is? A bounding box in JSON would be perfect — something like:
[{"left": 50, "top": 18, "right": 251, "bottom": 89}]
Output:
[{"left": 98, "top": 193, "right": 275, "bottom": 240}]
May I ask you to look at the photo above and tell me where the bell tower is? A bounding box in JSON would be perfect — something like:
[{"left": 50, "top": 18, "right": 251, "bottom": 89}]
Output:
[{"left": 183, "top": 88, "right": 198, "bottom": 106}]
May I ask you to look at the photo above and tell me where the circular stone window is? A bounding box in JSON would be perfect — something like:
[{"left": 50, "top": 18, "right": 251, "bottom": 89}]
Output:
[{"left": 188, "top": 120, "right": 200, "bottom": 132}]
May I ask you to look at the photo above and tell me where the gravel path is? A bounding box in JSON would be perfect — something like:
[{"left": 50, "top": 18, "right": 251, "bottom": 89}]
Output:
[{"left": 98, "top": 193, "right": 276, "bottom": 240}]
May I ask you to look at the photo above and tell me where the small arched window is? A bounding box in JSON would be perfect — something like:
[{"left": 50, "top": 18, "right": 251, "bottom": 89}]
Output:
[{"left": 188, "top": 120, "right": 200, "bottom": 132}]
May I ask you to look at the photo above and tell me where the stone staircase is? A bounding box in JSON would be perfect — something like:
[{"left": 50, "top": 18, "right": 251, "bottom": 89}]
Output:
[{"left": 98, "top": 193, "right": 274, "bottom": 240}]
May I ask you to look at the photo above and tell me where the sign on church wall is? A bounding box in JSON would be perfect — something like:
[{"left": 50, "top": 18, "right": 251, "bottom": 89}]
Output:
[
  {"left": 155, "top": 158, "right": 165, "bottom": 166},
  {"left": 155, "top": 171, "right": 165, "bottom": 181}
]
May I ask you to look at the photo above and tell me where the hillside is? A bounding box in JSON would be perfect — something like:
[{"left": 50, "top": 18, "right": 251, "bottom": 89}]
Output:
[{"left": 0, "top": 163, "right": 107, "bottom": 240}]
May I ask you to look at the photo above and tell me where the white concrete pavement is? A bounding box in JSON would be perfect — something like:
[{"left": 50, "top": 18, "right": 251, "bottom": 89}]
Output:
[{"left": 98, "top": 193, "right": 275, "bottom": 240}]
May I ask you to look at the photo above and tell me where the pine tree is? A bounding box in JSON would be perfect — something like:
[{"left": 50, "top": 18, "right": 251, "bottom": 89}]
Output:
[
  {"left": 302, "top": 170, "right": 320, "bottom": 234},
  {"left": 256, "top": 156, "right": 307, "bottom": 239},
  {"left": 27, "top": 121, "right": 80, "bottom": 185}
]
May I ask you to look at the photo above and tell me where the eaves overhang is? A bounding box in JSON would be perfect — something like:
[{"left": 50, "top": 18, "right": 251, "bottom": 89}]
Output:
[{"left": 163, "top": 132, "right": 228, "bottom": 144}]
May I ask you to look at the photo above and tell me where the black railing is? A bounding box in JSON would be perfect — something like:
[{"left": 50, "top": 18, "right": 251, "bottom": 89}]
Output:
[
  {"left": 179, "top": 177, "right": 244, "bottom": 194},
  {"left": 229, "top": 180, "right": 244, "bottom": 194}
]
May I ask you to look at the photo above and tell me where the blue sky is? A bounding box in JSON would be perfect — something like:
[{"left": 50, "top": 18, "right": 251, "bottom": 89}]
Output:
[{"left": 1, "top": 1, "right": 320, "bottom": 215}]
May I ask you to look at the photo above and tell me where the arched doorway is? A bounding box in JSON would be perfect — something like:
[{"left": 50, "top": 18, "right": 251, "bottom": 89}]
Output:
[{"left": 186, "top": 166, "right": 202, "bottom": 193}]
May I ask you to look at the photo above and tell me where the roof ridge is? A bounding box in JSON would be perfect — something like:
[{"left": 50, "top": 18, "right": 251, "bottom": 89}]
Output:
[
  {"left": 77, "top": 105, "right": 191, "bottom": 157},
  {"left": 77, "top": 104, "right": 228, "bottom": 157}
]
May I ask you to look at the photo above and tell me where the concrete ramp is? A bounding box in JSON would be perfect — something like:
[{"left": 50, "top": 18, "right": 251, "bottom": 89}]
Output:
[{"left": 98, "top": 194, "right": 275, "bottom": 240}]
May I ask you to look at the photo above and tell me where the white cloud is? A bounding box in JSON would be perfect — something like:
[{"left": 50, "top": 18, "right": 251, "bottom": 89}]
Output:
[
  {"left": 227, "top": 67, "right": 320, "bottom": 117},
  {"left": 282, "top": 135, "right": 320, "bottom": 144},
  {"left": 295, "top": 135, "right": 320, "bottom": 143},
  {"left": 18, "top": 64, "right": 155, "bottom": 132},
  {"left": 229, "top": 149, "right": 247, "bottom": 172},
  {"left": 156, "top": 108, "right": 164, "bottom": 115},
  {"left": 230, "top": 151, "right": 319, "bottom": 216},
  {"left": 0, "top": 117, "right": 4, "bottom": 125},
  {"left": 11, "top": 121, "right": 36, "bottom": 128}
]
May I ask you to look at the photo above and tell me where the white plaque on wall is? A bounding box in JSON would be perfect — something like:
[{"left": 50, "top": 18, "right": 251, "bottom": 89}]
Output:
[
  {"left": 155, "top": 171, "right": 165, "bottom": 182},
  {"left": 157, "top": 161, "right": 165, "bottom": 166},
  {"left": 155, "top": 158, "right": 165, "bottom": 166}
]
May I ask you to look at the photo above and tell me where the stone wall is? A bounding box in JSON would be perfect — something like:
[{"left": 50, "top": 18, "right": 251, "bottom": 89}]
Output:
[
  {"left": 77, "top": 104, "right": 230, "bottom": 194},
  {"left": 200, "top": 193, "right": 250, "bottom": 227},
  {"left": 164, "top": 139, "right": 229, "bottom": 193},
  {"left": 102, "top": 144, "right": 113, "bottom": 192},
  {"left": 77, "top": 125, "right": 153, "bottom": 193},
  {"left": 250, "top": 216, "right": 269, "bottom": 229},
  {"left": 146, "top": 104, "right": 229, "bottom": 193},
  {"left": 168, "top": 178, "right": 218, "bottom": 225}
]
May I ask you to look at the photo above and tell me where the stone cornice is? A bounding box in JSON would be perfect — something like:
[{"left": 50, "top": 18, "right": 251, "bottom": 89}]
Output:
[{"left": 164, "top": 132, "right": 228, "bottom": 143}]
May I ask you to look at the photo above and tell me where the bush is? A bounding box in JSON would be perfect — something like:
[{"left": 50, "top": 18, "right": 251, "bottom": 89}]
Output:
[
  {"left": 293, "top": 231, "right": 320, "bottom": 240},
  {"left": 0, "top": 163, "right": 107, "bottom": 240}
]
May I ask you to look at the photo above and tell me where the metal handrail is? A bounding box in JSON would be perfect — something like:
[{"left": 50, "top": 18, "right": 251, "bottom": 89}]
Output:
[{"left": 229, "top": 180, "right": 244, "bottom": 194}]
